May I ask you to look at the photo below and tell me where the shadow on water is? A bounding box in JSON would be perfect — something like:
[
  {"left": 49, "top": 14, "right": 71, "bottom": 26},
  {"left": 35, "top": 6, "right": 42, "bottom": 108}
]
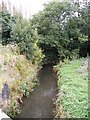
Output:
[{"left": 16, "top": 64, "right": 57, "bottom": 118}]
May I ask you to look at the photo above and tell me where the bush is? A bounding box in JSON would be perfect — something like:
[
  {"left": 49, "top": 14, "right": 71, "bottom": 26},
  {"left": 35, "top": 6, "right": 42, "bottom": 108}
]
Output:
[{"left": 12, "top": 17, "right": 44, "bottom": 65}]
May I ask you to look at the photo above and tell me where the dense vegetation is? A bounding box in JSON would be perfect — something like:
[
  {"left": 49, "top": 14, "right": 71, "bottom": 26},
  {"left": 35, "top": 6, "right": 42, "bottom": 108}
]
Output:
[
  {"left": 0, "top": 0, "right": 89, "bottom": 118},
  {"left": 0, "top": 0, "right": 89, "bottom": 63},
  {"left": 0, "top": 2, "right": 44, "bottom": 117},
  {"left": 31, "top": 0, "right": 89, "bottom": 62},
  {"left": 0, "top": 44, "right": 39, "bottom": 117},
  {"left": 0, "top": 6, "right": 44, "bottom": 65},
  {"left": 55, "top": 58, "right": 88, "bottom": 118}
]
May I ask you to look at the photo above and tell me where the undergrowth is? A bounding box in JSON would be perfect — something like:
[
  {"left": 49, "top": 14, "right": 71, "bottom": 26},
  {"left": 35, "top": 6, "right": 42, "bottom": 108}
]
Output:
[{"left": 0, "top": 44, "right": 39, "bottom": 118}]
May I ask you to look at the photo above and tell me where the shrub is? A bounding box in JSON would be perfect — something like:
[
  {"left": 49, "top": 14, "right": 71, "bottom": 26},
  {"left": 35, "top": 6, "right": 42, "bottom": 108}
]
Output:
[{"left": 12, "top": 17, "right": 44, "bottom": 65}]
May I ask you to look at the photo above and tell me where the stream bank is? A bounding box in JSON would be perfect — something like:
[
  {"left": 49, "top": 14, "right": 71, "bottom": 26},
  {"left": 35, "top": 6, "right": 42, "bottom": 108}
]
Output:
[{"left": 15, "top": 64, "right": 57, "bottom": 118}]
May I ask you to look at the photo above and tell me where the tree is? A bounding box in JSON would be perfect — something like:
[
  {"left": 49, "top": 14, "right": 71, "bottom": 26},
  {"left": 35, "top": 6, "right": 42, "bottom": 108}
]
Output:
[
  {"left": 12, "top": 16, "right": 44, "bottom": 64},
  {"left": 31, "top": 0, "right": 88, "bottom": 60},
  {"left": 0, "top": 9, "right": 15, "bottom": 45}
]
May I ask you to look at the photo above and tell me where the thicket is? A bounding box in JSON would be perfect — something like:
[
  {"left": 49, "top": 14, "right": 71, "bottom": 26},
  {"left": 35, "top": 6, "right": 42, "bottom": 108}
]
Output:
[
  {"left": 31, "top": 0, "right": 89, "bottom": 62},
  {"left": 0, "top": 43, "right": 39, "bottom": 117},
  {"left": 11, "top": 16, "right": 44, "bottom": 65},
  {"left": 0, "top": 0, "right": 89, "bottom": 64},
  {"left": 0, "top": 7, "right": 44, "bottom": 65}
]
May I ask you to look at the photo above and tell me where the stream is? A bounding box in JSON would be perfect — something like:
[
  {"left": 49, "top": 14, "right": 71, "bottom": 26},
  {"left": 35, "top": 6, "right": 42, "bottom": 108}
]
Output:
[{"left": 16, "top": 64, "right": 57, "bottom": 118}]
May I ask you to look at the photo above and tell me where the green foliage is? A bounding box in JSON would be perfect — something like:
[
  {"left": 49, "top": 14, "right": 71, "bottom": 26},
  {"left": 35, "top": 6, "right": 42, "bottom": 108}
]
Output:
[
  {"left": 0, "top": 8, "right": 44, "bottom": 65},
  {"left": 56, "top": 58, "right": 88, "bottom": 118},
  {"left": 0, "top": 9, "right": 15, "bottom": 45},
  {"left": 7, "top": 101, "right": 21, "bottom": 118},
  {"left": 32, "top": 29, "right": 45, "bottom": 65},
  {"left": 19, "top": 82, "right": 30, "bottom": 97},
  {"left": 1, "top": 0, "right": 88, "bottom": 63},
  {"left": 12, "top": 17, "right": 44, "bottom": 64},
  {"left": 31, "top": 0, "right": 88, "bottom": 61}
]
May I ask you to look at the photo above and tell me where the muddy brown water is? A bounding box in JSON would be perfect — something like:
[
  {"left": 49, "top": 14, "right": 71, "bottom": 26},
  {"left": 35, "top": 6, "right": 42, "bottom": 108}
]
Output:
[{"left": 16, "top": 64, "right": 57, "bottom": 118}]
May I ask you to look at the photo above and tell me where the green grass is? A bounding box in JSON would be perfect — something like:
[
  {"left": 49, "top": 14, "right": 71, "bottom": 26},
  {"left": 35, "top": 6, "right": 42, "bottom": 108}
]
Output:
[{"left": 56, "top": 58, "right": 88, "bottom": 118}]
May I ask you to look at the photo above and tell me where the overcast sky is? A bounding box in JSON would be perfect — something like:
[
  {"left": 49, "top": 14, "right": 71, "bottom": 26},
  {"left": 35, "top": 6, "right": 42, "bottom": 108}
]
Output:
[
  {"left": 1, "top": 0, "right": 85, "bottom": 18},
  {"left": 2, "top": 0, "right": 52, "bottom": 18}
]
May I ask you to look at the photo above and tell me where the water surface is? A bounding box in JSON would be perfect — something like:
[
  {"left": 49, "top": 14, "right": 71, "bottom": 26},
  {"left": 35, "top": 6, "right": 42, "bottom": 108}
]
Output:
[{"left": 16, "top": 64, "right": 57, "bottom": 118}]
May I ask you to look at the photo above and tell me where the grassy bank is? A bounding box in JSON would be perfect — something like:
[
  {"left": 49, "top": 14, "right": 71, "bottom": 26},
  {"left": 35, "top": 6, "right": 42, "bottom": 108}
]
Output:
[
  {"left": 0, "top": 44, "right": 39, "bottom": 117},
  {"left": 55, "top": 58, "right": 88, "bottom": 118}
]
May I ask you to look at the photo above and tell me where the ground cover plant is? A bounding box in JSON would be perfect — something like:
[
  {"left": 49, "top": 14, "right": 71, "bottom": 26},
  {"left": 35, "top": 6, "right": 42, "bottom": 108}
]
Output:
[{"left": 55, "top": 58, "right": 88, "bottom": 118}]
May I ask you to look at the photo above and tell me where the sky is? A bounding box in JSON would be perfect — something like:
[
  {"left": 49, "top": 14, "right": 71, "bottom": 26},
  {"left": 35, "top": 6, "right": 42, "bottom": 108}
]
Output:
[
  {"left": 1, "top": 0, "right": 85, "bottom": 18},
  {"left": 2, "top": 0, "right": 52, "bottom": 18}
]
